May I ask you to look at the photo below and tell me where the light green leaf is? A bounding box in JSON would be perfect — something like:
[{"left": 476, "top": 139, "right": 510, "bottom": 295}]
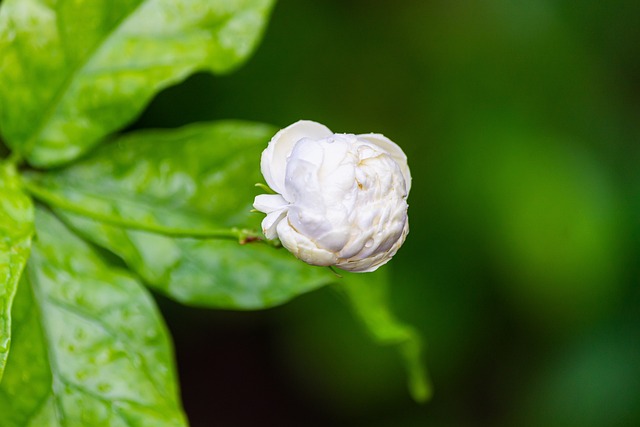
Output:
[
  {"left": 0, "top": 0, "right": 275, "bottom": 167},
  {"left": 338, "top": 268, "right": 432, "bottom": 403},
  {"left": 23, "top": 121, "right": 276, "bottom": 237},
  {"left": 57, "top": 209, "right": 334, "bottom": 310},
  {"left": 0, "top": 161, "right": 33, "bottom": 383},
  {"left": 25, "top": 120, "right": 334, "bottom": 309},
  {"left": 0, "top": 207, "right": 187, "bottom": 426}
]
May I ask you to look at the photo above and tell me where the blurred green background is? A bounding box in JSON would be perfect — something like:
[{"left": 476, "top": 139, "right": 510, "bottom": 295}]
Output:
[{"left": 135, "top": 0, "right": 640, "bottom": 426}]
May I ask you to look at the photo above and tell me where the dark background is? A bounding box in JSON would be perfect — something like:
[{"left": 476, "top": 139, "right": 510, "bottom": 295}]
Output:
[{"left": 136, "top": 1, "right": 640, "bottom": 426}]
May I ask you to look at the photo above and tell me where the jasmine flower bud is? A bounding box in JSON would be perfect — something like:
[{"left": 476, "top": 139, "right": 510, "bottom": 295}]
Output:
[{"left": 254, "top": 120, "right": 411, "bottom": 272}]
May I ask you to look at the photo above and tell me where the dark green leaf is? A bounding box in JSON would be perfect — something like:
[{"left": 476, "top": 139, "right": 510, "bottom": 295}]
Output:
[
  {"left": 24, "top": 121, "right": 276, "bottom": 236},
  {"left": 0, "top": 161, "right": 33, "bottom": 383},
  {"left": 0, "top": 0, "right": 275, "bottom": 167},
  {"left": 338, "top": 268, "right": 432, "bottom": 402},
  {"left": 0, "top": 207, "right": 187, "bottom": 426},
  {"left": 57, "top": 209, "right": 334, "bottom": 310}
]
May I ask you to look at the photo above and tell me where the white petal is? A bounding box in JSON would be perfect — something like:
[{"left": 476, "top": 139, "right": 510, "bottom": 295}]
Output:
[
  {"left": 260, "top": 120, "right": 332, "bottom": 197},
  {"left": 261, "top": 208, "right": 287, "bottom": 240},
  {"left": 357, "top": 133, "right": 411, "bottom": 194},
  {"left": 253, "top": 194, "right": 288, "bottom": 214},
  {"left": 276, "top": 218, "right": 337, "bottom": 267}
]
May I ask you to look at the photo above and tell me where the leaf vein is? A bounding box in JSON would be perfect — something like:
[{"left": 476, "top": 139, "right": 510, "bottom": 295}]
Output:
[{"left": 43, "top": 293, "right": 173, "bottom": 404}]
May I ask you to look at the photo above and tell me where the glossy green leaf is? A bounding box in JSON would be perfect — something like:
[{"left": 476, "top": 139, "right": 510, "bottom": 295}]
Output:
[
  {"left": 0, "top": 161, "right": 33, "bottom": 383},
  {"left": 57, "top": 209, "right": 334, "bottom": 310},
  {"left": 24, "top": 121, "right": 276, "bottom": 237},
  {"left": 25, "top": 119, "right": 334, "bottom": 309},
  {"left": 0, "top": 207, "right": 187, "bottom": 426},
  {"left": 0, "top": 0, "right": 275, "bottom": 167},
  {"left": 338, "top": 268, "right": 432, "bottom": 403}
]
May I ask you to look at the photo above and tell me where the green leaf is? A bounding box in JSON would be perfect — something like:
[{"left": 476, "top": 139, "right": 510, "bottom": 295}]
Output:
[
  {"left": 25, "top": 120, "right": 334, "bottom": 309},
  {"left": 57, "top": 209, "right": 334, "bottom": 310},
  {"left": 338, "top": 268, "right": 433, "bottom": 403},
  {"left": 0, "top": 0, "right": 275, "bottom": 167},
  {"left": 23, "top": 121, "right": 276, "bottom": 237},
  {"left": 0, "top": 207, "right": 187, "bottom": 426},
  {"left": 0, "top": 161, "right": 33, "bottom": 383}
]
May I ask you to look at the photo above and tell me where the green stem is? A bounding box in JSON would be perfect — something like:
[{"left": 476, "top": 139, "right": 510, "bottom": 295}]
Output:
[
  {"left": 255, "top": 182, "right": 276, "bottom": 194},
  {"left": 328, "top": 266, "right": 343, "bottom": 278},
  {"left": 23, "top": 179, "right": 281, "bottom": 247}
]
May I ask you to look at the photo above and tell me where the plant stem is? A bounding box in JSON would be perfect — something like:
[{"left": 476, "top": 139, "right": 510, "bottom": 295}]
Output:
[
  {"left": 22, "top": 179, "right": 280, "bottom": 247},
  {"left": 254, "top": 182, "right": 276, "bottom": 194}
]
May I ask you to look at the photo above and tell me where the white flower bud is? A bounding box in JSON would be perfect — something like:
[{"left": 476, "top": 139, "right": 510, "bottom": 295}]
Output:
[{"left": 253, "top": 120, "right": 411, "bottom": 272}]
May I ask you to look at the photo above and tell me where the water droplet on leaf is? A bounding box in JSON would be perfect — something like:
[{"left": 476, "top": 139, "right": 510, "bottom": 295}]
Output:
[
  {"left": 97, "top": 382, "right": 112, "bottom": 393},
  {"left": 0, "top": 336, "right": 10, "bottom": 352}
]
